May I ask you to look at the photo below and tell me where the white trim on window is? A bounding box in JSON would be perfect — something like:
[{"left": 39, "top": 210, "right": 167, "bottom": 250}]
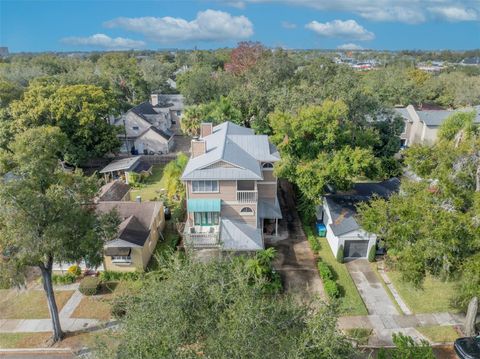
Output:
[
  {"left": 192, "top": 180, "right": 219, "bottom": 193},
  {"left": 262, "top": 162, "right": 274, "bottom": 170}
]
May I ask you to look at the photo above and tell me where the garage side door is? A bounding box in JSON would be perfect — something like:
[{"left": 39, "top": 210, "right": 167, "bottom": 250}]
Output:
[{"left": 344, "top": 240, "right": 369, "bottom": 258}]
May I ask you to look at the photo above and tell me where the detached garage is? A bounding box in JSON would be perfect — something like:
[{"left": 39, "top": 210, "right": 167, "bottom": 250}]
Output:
[{"left": 316, "top": 179, "right": 400, "bottom": 260}]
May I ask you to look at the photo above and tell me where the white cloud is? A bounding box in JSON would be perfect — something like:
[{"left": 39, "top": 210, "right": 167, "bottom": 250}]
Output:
[
  {"left": 61, "top": 33, "right": 145, "bottom": 49},
  {"left": 104, "top": 10, "right": 254, "bottom": 43},
  {"left": 337, "top": 43, "right": 364, "bottom": 50},
  {"left": 306, "top": 19, "right": 375, "bottom": 41},
  {"left": 242, "top": 0, "right": 480, "bottom": 23},
  {"left": 281, "top": 21, "right": 297, "bottom": 29},
  {"left": 226, "top": 1, "right": 246, "bottom": 9},
  {"left": 429, "top": 6, "right": 478, "bottom": 21}
]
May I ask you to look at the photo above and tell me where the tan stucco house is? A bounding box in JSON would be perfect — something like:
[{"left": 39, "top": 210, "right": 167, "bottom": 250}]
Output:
[
  {"left": 181, "top": 122, "right": 282, "bottom": 251},
  {"left": 96, "top": 201, "right": 165, "bottom": 272},
  {"left": 395, "top": 105, "right": 480, "bottom": 147}
]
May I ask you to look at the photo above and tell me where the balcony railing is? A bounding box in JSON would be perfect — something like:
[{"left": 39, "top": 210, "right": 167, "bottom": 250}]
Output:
[
  {"left": 183, "top": 225, "right": 221, "bottom": 248},
  {"left": 236, "top": 190, "right": 258, "bottom": 203}
]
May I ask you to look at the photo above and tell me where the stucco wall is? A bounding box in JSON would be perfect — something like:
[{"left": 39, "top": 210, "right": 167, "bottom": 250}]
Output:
[
  {"left": 187, "top": 180, "right": 237, "bottom": 201},
  {"left": 135, "top": 129, "right": 170, "bottom": 154}
]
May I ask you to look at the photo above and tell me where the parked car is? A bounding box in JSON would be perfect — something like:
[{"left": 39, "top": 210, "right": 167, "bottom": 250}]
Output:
[{"left": 454, "top": 336, "right": 480, "bottom": 358}]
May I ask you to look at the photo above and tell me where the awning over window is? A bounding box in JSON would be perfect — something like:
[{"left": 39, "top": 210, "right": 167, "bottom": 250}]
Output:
[
  {"left": 187, "top": 199, "right": 221, "bottom": 212},
  {"left": 104, "top": 247, "right": 131, "bottom": 256}
]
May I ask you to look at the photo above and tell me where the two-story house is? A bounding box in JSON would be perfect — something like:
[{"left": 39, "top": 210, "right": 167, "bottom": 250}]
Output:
[
  {"left": 114, "top": 93, "right": 185, "bottom": 155},
  {"left": 181, "top": 122, "right": 282, "bottom": 252}
]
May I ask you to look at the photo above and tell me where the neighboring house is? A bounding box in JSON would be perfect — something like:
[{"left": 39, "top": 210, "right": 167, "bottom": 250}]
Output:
[
  {"left": 100, "top": 156, "right": 151, "bottom": 184},
  {"left": 395, "top": 105, "right": 480, "bottom": 147},
  {"left": 317, "top": 178, "right": 400, "bottom": 259},
  {"left": 181, "top": 122, "right": 282, "bottom": 252},
  {"left": 96, "top": 180, "right": 131, "bottom": 202},
  {"left": 97, "top": 201, "right": 165, "bottom": 272},
  {"left": 114, "top": 93, "right": 185, "bottom": 155}
]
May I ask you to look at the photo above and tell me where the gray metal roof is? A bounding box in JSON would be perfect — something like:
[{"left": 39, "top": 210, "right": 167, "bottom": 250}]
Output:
[
  {"left": 182, "top": 122, "right": 280, "bottom": 181},
  {"left": 100, "top": 157, "right": 141, "bottom": 173},
  {"left": 258, "top": 197, "right": 283, "bottom": 219},
  {"left": 221, "top": 219, "right": 263, "bottom": 251}
]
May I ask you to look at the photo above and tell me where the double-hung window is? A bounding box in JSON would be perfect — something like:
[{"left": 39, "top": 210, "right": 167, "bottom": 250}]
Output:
[
  {"left": 192, "top": 180, "right": 219, "bottom": 193},
  {"left": 194, "top": 212, "right": 220, "bottom": 226}
]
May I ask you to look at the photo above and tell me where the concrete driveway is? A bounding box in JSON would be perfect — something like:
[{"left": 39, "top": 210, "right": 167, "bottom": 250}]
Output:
[
  {"left": 345, "top": 259, "right": 398, "bottom": 316},
  {"left": 266, "top": 181, "right": 324, "bottom": 299}
]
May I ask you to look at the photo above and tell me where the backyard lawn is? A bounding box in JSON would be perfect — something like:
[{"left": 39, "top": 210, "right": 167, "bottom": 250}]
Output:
[
  {"left": 387, "top": 270, "right": 458, "bottom": 314},
  {"left": 0, "top": 290, "right": 74, "bottom": 319},
  {"left": 317, "top": 238, "right": 368, "bottom": 316},
  {"left": 416, "top": 325, "right": 460, "bottom": 343},
  {"left": 129, "top": 165, "right": 165, "bottom": 201}
]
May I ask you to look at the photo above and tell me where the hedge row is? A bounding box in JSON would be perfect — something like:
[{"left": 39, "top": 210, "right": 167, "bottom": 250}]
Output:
[
  {"left": 99, "top": 271, "right": 142, "bottom": 282},
  {"left": 304, "top": 225, "right": 321, "bottom": 254},
  {"left": 317, "top": 260, "right": 340, "bottom": 299}
]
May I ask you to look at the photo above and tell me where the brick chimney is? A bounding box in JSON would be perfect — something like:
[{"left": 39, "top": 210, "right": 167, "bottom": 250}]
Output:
[
  {"left": 151, "top": 93, "right": 159, "bottom": 106},
  {"left": 191, "top": 139, "right": 206, "bottom": 158},
  {"left": 200, "top": 123, "right": 213, "bottom": 138}
]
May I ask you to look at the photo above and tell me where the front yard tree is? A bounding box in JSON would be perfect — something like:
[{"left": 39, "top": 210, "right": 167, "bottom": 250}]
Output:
[{"left": 0, "top": 126, "right": 115, "bottom": 342}]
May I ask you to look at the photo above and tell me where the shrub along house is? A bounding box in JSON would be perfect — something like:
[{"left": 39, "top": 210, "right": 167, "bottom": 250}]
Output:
[
  {"left": 181, "top": 122, "right": 282, "bottom": 252},
  {"left": 96, "top": 201, "right": 165, "bottom": 272},
  {"left": 317, "top": 178, "right": 400, "bottom": 259}
]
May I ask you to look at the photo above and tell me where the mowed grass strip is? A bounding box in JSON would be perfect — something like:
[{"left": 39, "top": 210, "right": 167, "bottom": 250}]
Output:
[
  {"left": 416, "top": 325, "right": 460, "bottom": 343},
  {"left": 387, "top": 270, "right": 458, "bottom": 314},
  {"left": 317, "top": 238, "right": 368, "bottom": 316},
  {"left": 71, "top": 296, "right": 112, "bottom": 321},
  {"left": 0, "top": 290, "right": 74, "bottom": 319}
]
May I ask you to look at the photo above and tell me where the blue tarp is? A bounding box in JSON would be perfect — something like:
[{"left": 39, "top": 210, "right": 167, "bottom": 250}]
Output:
[{"left": 187, "top": 199, "right": 221, "bottom": 212}]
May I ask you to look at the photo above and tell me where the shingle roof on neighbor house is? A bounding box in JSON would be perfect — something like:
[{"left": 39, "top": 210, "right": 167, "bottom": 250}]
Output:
[
  {"left": 181, "top": 121, "right": 280, "bottom": 181},
  {"left": 96, "top": 201, "right": 163, "bottom": 230},
  {"left": 323, "top": 178, "right": 400, "bottom": 236},
  {"left": 97, "top": 180, "right": 130, "bottom": 202},
  {"left": 395, "top": 105, "right": 480, "bottom": 128},
  {"left": 104, "top": 215, "right": 150, "bottom": 250}
]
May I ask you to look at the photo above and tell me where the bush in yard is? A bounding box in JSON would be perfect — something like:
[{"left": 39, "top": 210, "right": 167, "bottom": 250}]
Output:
[
  {"left": 308, "top": 235, "right": 321, "bottom": 254},
  {"left": 368, "top": 244, "right": 376, "bottom": 262},
  {"left": 317, "top": 261, "right": 333, "bottom": 280},
  {"left": 79, "top": 276, "right": 101, "bottom": 296},
  {"left": 67, "top": 265, "right": 81, "bottom": 276},
  {"left": 324, "top": 279, "right": 340, "bottom": 299},
  {"left": 336, "top": 245, "right": 344, "bottom": 263},
  {"left": 99, "top": 271, "right": 141, "bottom": 282}
]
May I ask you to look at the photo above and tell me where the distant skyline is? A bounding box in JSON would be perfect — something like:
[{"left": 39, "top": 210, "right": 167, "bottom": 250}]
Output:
[{"left": 1, "top": 0, "right": 480, "bottom": 52}]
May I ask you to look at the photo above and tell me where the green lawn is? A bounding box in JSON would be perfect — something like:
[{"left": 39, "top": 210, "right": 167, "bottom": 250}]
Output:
[
  {"left": 0, "top": 290, "right": 74, "bottom": 319},
  {"left": 416, "top": 325, "right": 459, "bottom": 343},
  {"left": 317, "top": 238, "right": 368, "bottom": 316},
  {"left": 387, "top": 270, "right": 458, "bottom": 314},
  {"left": 129, "top": 165, "right": 166, "bottom": 201},
  {"left": 147, "top": 222, "right": 180, "bottom": 271}
]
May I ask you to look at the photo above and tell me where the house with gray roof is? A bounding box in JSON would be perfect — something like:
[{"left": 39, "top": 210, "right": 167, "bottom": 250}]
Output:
[
  {"left": 181, "top": 122, "right": 282, "bottom": 252},
  {"left": 395, "top": 104, "right": 480, "bottom": 146},
  {"left": 317, "top": 178, "right": 400, "bottom": 259},
  {"left": 114, "top": 93, "right": 184, "bottom": 155}
]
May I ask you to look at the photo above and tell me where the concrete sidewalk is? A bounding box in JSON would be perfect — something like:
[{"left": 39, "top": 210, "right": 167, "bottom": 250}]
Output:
[
  {"left": 338, "top": 312, "right": 465, "bottom": 346},
  {"left": 0, "top": 318, "right": 101, "bottom": 333}
]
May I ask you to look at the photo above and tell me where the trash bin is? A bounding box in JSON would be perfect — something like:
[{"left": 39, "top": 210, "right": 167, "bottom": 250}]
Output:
[{"left": 316, "top": 222, "right": 326, "bottom": 237}]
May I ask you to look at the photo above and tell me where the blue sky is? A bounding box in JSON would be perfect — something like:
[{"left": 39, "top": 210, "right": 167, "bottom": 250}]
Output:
[{"left": 1, "top": 0, "right": 479, "bottom": 52}]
